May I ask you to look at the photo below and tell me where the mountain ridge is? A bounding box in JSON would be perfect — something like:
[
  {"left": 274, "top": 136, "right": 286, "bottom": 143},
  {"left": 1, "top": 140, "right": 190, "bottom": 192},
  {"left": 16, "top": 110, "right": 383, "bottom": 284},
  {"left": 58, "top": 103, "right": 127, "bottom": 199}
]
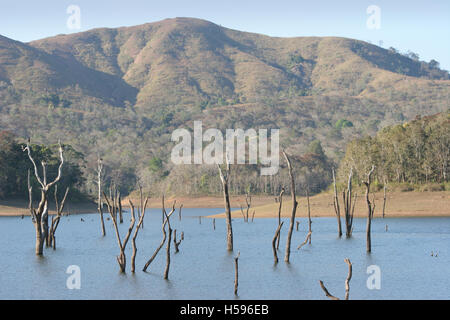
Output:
[{"left": 0, "top": 17, "right": 448, "bottom": 195}]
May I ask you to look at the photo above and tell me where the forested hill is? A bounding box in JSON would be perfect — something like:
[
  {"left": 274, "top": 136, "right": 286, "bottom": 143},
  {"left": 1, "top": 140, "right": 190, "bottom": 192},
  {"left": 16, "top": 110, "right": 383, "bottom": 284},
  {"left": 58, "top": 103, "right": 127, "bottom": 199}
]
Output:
[
  {"left": 339, "top": 111, "right": 449, "bottom": 190},
  {"left": 0, "top": 17, "right": 449, "bottom": 197}
]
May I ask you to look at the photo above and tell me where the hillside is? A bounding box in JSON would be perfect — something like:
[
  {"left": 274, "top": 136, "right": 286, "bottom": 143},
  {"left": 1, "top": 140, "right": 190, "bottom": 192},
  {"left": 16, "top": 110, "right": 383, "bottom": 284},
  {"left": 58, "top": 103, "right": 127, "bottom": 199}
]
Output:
[{"left": 0, "top": 17, "right": 449, "bottom": 196}]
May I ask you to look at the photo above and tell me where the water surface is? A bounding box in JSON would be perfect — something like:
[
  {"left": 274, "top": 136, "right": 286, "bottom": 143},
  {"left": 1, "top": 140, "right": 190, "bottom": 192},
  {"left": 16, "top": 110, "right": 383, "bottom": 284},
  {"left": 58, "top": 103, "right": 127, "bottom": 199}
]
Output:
[{"left": 0, "top": 208, "right": 449, "bottom": 299}]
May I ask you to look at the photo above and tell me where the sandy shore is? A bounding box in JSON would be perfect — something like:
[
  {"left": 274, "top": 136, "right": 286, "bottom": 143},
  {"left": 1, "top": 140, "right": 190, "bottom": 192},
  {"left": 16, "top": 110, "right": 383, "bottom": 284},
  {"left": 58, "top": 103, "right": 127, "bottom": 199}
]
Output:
[
  {"left": 0, "top": 195, "right": 274, "bottom": 216},
  {"left": 1, "top": 191, "right": 449, "bottom": 218},
  {"left": 0, "top": 199, "right": 98, "bottom": 216},
  {"left": 123, "top": 195, "right": 275, "bottom": 209},
  {"left": 209, "top": 191, "right": 450, "bottom": 219}
]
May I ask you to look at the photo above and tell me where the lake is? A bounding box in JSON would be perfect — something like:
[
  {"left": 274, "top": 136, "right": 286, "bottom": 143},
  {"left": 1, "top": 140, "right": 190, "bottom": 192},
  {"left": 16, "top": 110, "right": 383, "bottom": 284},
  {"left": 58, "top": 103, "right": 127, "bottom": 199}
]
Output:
[{"left": 0, "top": 208, "right": 449, "bottom": 299}]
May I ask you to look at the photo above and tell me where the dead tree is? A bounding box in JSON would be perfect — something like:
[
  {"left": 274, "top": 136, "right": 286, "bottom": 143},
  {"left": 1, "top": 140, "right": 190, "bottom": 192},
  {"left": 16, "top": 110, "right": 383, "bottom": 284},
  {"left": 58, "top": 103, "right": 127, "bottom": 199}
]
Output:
[
  {"left": 131, "top": 194, "right": 149, "bottom": 273},
  {"left": 275, "top": 187, "right": 285, "bottom": 250},
  {"left": 234, "top": 251, "right": 240, "bottom": 295},
  {"left": 218, "top": 159, "right": 233, "bottom": 251},
  {"left": 96, "top": 157, "right": 106, "bottom": 236},
  {"left": 298, "top": 186, "right": 312, "bottom": 249},
  {"left": 118, "top": 194, "right": 123, "bottom": 224},
  {"left": 332, "top": 168, "right": 342, "bottom": 237},
  {"left": 319, "top": 258, "right": 353, "bottom": 300},
  {"left": 239, "top": 206, "right": 246, "bottom": 220},
  {"left": 142, "top": 197, "right": 176, "bottom": 272},
  {"left": 24, "top": 140, "right": 64, "bottom": 255},
  {"left": 162, "top": 199, "right": 176, "bottom": 280},
  {"left": 282, "top": 151, "right": 298, "bottom": 263},
  {"left": 48, "top": 185, "right": 69, "bottom": 249},
  {"left": 104, "top": 193, "right": 135, "bottom": 273},
  {"left": 306, "top": 186, "right": 312, "bottom": 244},
  {"left": 178, "top": 204, "right": 183, "bottom": 221},
  {"left": 164, "top": 222, "right": 172, "bottom": 280},
  {"left": 364, "top": 165, "right": 376, "bottom": 253},
  {"left": 344, "top": 258, "right": 352, "bottom": 300},
  {"left": 173, "top": 229, "right": 183, "bottom": 253},
  {"left": 244, "top": 192, "right": 251, "bottom": 222},
  {"left": 272, "top": 222, "right": 284, "bottom": 263},
  {"left": 343, "top": 168, "right": 355, "bottom": 238}
]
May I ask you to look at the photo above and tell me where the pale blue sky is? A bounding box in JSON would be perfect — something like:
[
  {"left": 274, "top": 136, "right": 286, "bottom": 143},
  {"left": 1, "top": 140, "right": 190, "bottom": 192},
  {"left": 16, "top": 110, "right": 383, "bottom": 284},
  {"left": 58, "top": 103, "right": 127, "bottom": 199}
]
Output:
[{"left": 1, "top": 0, "right": 449, "bottom": 70}]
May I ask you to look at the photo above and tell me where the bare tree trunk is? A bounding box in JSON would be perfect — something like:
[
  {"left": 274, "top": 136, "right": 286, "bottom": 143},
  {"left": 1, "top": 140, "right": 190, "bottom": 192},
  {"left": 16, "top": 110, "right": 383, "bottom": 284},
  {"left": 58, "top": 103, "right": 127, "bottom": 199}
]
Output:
[
  {"left": 244, "top": 192, "right": 251, "bottom": 223},
  {"left": 48, "top": 185, "right": 69, "bottom": 249},
  {"left": 131, "top": 196, "right": 148, "bottom": 273},
  {"left": 179, "top": 204, "right": 183, "bottom": 221},
  {"left": 173, "top": 229, "right": 183, "bottom": 253},
  {"left": 276, "top": 188, "right": 284, "bottom": 250},
  {"left": 234, "top": 251, "right": 240, "bottom": 295},
  {"left": 34, "top": 217, "right": 44, "bottom": 255},
  {"left": 96, "top": 157, "right": 106, "bottom": 236},
  {"left": 272, "top": 222, "right": 283, "bottom": 263},
  {"left": 306, "top": 186, "right": 312, "bottom": 244},
  {"left": 319, "top": 281, "right": 339, "bottom": 300},
  {"left": 240, "top": 206, "right": 246, "bottom": 220},
  {"left": 143, "top": 198, "right": 176, "bottom": 272},
  {"left": 104, "top": 193, "right": 135, "bottom": 273},
  {"left": 24, "top": 141, "right": 64, "bottom": 256},
  {"left": 297, "top": 186, "right": 312, "bottom": 249},
  {"left": 282, "top": 151, "right": 298, "bottom": 263},
  {"left": 343, "top": 169, "right": 355, "bottom": 238},
  {"left": 218, "top": 162, "right": 233, "bottom": 251},
  {"left": 164, "top": 228, "right": 172, "bottom": 280},
  {"left": 297, "top": 231, "right": 312, "bottom": 250},
  {"left": 365, "top": 166, "right": 376, "bottom": 253},
  {"left": 332, "top": 168, "right": 342, "bottom": 237},
  {"left": 118, "top": 194, "right": 123, "bottom": 224},
  {"left": 344, "top": 258, "right": 352, "bottom": 300},
  {"left": 319, "top": 258, "right": 353, "bottom": 300}
]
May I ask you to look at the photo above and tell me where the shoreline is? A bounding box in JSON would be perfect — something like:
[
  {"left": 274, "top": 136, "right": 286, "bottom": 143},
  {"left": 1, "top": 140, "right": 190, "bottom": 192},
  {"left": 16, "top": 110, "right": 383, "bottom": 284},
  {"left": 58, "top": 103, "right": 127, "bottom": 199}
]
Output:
[
  {"left": 209, "top": 191, "right": 450, "bottom": 219},
  {"left": 1, "top": 191, "right": 448, "bottom": 218}
]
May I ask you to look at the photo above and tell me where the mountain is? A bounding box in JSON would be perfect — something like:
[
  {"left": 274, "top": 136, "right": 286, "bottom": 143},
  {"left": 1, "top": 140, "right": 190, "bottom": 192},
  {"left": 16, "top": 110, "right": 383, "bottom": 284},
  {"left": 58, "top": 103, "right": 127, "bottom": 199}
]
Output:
[{"left": 0, "top": 17, "right": 449, "bottom": 195}]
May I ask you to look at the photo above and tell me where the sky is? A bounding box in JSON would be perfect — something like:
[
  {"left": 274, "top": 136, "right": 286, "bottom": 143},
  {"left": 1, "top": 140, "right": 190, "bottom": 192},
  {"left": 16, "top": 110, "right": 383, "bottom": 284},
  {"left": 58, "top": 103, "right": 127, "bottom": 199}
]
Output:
[{"left": 1, "top": 0, "right": 449, "bottom": 70}]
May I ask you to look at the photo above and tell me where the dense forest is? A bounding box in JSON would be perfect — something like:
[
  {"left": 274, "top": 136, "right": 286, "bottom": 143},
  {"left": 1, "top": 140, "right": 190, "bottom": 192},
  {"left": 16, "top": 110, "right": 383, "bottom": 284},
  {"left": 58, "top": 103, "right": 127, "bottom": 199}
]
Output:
[
  {"left": 338, "top": 111, "right": 449, "bottom": 191},
  {"left": 0, "top": 131, "right": 86, "bottom": 200},
  {"left": 1, "top": 111, "right": 448, "bottom": 201}
]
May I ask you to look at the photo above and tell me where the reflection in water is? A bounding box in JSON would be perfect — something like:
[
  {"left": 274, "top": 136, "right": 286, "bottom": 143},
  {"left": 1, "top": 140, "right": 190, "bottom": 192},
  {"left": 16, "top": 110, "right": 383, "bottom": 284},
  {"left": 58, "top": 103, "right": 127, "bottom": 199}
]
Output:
[{"left": 0, "top": 208, "right": 449, "bottom": 299}]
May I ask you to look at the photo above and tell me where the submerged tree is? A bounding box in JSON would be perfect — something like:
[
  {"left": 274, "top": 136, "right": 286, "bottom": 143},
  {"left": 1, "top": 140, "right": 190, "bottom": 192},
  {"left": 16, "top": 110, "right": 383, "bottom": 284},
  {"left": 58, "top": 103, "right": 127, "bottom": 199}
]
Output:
[
  {"left": 364, "top": 165, "right": 376, "bottom": 253},
  {"left": 96, "top": 157, "right": 106, "bottom": 236},
  {"left": 218, "top": 159, "right": 233, "bottom": 251},
  {"left": 298, "top": 186, "right": 312, "bottom": 249},
  {"left": 275, "top": 187, "right": 285, "bottom": 250},
  {"left": 48, "top": 185, "right": 69, "bottom": 249},
  {"left": 104, "top": 192, "right": 135, "bottom": 273},
  {"left": 319, "top": 258, "right": 353, "bottom": 300},
  {"left": 282, "top": 151, "right": 298, "bottom": 263},
  {"left": 131, "top": 192, "right": 148, "bottom": 273},
  {"left": 332, "top": 168, "right": 342, "bottom": 237},
  {"left": 343, "top": 168, "right": 356, "bottom": 238},
  {"left": 143, "top": 196, "right": 176, "bottom": 272},
  {"left": 24, "top": 140, "right": 64, "bottom": 255}
]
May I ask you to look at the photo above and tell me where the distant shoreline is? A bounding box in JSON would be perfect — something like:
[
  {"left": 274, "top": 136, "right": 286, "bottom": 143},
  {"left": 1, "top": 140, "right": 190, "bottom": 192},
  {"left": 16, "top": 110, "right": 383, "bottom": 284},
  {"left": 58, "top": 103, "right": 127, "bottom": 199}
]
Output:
[
  {"left": 209, "top": 191, "right": 450, "bottom": 219},
  {"left": 1, "top": 191, "right": 448, "bottom": 218}
]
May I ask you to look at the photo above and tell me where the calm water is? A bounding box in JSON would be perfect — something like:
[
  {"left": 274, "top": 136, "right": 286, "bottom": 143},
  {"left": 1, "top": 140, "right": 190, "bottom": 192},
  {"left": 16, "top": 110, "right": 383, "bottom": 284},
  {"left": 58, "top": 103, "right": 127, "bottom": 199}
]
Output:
[{"left": 0, "top": 208, "right": 449, "bottom": 300}]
